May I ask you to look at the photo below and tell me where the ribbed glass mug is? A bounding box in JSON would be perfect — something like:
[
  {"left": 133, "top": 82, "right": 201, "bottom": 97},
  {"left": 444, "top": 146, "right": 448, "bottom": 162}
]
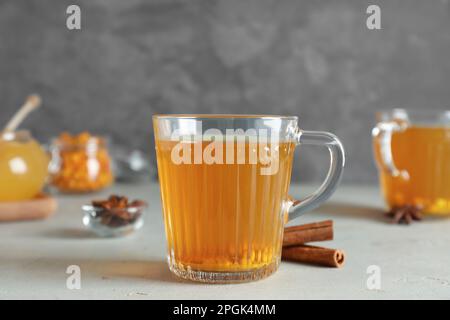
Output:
[
  {"left": 373, "top": 109, "right": 450, "bottom": 215},
  {"left": 153, "top": 115, "right": 345, "bottom": 283}
]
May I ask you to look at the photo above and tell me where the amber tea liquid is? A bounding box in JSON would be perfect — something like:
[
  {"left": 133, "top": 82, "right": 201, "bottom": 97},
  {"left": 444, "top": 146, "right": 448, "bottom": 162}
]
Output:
[
  {"left": 155, "top": 139, "right": 295, "bottom": 273},
  {"left": 376, "top": 126, "right": 450, "bottom": 214}
]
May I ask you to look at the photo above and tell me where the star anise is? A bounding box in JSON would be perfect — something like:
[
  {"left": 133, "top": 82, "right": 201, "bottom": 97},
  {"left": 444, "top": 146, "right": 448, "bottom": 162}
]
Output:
[
  {"left": 92, "top": 195, "right": 147, "bottom": 228},
  {"left": 385, "top": 205, "right": 423, "bottom": 224}
]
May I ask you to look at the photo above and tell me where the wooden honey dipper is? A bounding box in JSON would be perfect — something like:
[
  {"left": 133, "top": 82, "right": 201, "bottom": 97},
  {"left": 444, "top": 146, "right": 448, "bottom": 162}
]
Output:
[{"left": 3, "top": 94, "right": 42, "bottom": 132}]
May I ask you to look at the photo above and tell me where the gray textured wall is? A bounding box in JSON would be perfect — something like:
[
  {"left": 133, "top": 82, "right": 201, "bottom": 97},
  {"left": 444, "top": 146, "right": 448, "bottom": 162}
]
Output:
[{"left": 1, "top": 0, "right": 450, "bottom": 184}]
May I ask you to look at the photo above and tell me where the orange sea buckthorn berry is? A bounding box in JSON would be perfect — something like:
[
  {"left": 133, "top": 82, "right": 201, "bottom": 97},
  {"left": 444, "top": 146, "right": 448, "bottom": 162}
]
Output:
[{"left": 77, "top": 132, "right": 91, "bottom": 144}]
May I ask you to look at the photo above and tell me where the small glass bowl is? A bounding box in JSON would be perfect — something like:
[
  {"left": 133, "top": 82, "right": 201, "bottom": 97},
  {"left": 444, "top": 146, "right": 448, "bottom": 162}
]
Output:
[{"left": 81, "top": 202, "right": 146, "bottom": 237}]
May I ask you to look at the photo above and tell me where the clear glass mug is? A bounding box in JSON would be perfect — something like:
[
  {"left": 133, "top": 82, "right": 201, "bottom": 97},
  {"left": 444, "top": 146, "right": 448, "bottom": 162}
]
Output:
[
  {"left": 153, "top": 115, "right": 345, "bottom": 283},
  {"left": 373, "top": 109, "right": 450, "bottom": 215}
]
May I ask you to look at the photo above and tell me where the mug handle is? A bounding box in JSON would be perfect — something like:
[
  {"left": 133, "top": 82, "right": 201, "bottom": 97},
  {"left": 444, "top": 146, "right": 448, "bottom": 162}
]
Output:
[
  {"left": 288, "top": 130, "right": 345, "bottom": 221},
  {"left": 372, "top": 122, "right": 409, "bottom": 180}
]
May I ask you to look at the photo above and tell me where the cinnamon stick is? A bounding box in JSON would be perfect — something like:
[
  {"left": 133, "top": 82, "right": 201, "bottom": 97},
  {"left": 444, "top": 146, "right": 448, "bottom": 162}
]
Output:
[
  {"left": 283, "top": 220, "right": 333, "bottom": 247},
  {"left": 282, "top": 244, "right": 345, "bottom": 268}
]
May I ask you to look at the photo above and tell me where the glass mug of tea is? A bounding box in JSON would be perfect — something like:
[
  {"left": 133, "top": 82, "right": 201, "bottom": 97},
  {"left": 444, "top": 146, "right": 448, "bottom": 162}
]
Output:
[
  {"left": 373, "top": 109, "right": 450, "bottom": 215},
  {"left": 153, "top": 115, "right": 345, "bottom": 283}
]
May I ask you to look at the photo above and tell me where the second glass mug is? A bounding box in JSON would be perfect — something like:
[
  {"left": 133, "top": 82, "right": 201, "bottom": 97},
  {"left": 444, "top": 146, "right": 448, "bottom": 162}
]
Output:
[
  {"left": 373, "top": 109, "right": 450, "bottom": 215},
  {"left": 153, "top": 115, "right": 345, "bottom": 283}
]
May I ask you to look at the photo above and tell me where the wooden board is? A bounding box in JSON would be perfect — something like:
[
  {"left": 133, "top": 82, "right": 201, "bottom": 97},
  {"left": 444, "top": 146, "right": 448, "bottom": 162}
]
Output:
[{"left": 0, "top": 194, "right": 57, "bottom": 222}]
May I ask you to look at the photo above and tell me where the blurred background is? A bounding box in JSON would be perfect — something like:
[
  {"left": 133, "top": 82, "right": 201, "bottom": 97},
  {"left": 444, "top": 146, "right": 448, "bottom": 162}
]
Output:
[{"left": 1, "top": 0, "right": 450, "bottom": 184}]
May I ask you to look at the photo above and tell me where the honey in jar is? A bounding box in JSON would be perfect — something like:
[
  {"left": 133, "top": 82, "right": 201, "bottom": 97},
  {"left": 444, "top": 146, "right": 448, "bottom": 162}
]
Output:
[{"left": 0, "top": 131, "right": 49, "bottom": 201}]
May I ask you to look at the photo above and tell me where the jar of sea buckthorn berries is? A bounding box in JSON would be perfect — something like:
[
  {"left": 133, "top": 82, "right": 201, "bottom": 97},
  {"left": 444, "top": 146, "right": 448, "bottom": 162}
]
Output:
[{"left": 49, "top": 132, "right": 114, "bottom": 193}]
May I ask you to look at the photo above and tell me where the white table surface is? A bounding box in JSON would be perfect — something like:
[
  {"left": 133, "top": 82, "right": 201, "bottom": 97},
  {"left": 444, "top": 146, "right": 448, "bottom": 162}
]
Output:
[{"left": 1, "top": 182, "right": 449, "bottom": 300}]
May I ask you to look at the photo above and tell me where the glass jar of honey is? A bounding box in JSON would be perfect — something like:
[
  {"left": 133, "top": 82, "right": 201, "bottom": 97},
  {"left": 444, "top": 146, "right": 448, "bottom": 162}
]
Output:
[
  {"left": 0, "top": 130, "right": 49, "bottom": 202},
  {"left": 49, "top": 132, "right": 114, "bottom": 193}
]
